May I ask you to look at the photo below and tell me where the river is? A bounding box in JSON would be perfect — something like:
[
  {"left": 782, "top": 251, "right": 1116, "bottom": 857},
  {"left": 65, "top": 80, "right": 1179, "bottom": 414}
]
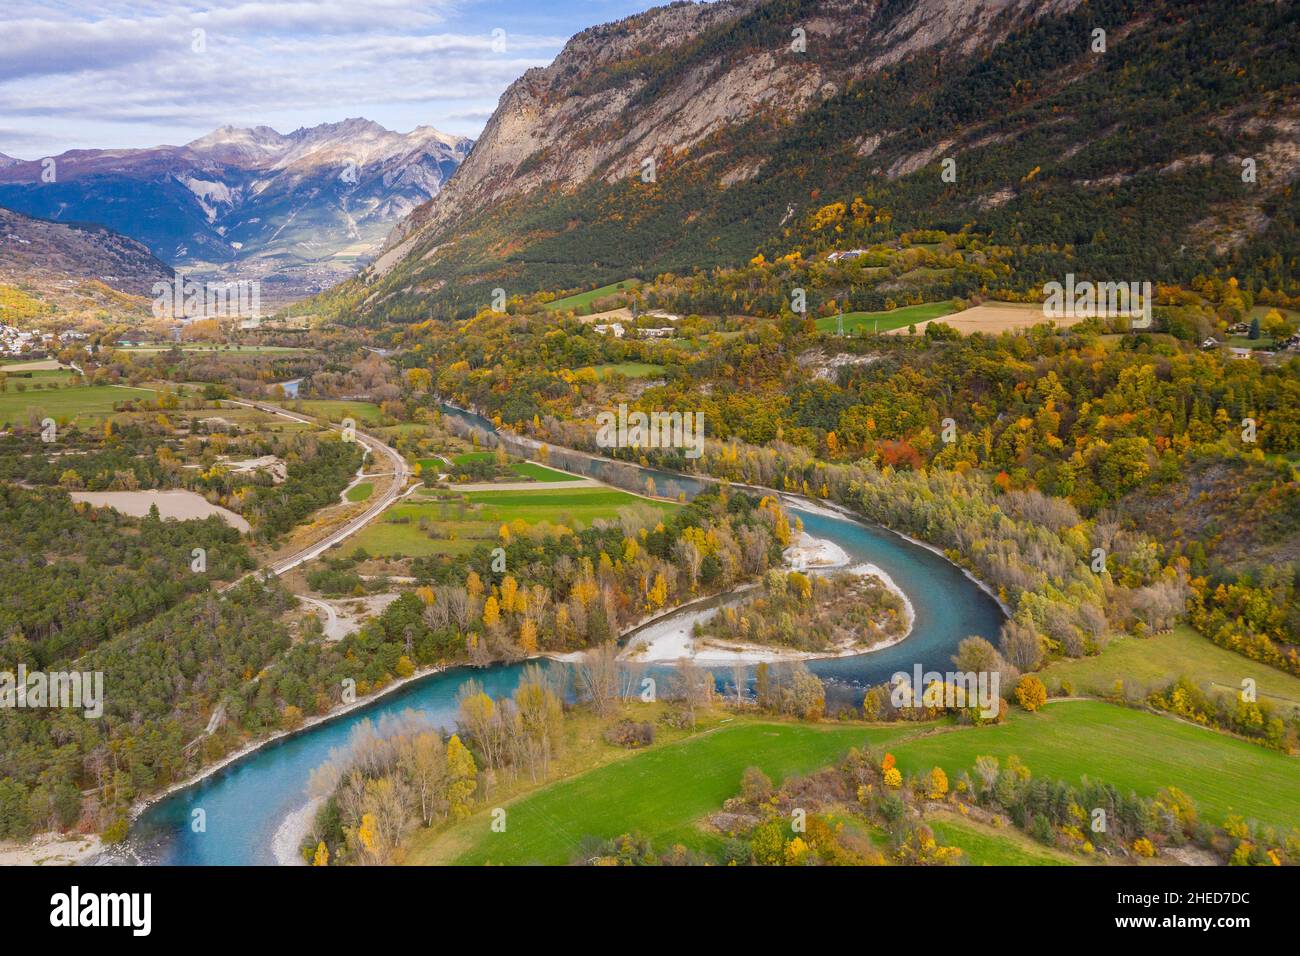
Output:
[{"left": 120, "top": 404, "right": 1004, "bottom": 865}]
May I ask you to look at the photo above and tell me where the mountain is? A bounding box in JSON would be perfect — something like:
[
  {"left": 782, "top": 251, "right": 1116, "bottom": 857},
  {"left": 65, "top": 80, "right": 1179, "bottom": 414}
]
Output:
[
  {"left": 0, "top": 119, "right": 472, "bottom": 300},
  {"left": 344, "top": 0, "right": 1299, "bottom": 322},
  {"left": 0, "top": 205, "right": 172, "bottom": 296}
]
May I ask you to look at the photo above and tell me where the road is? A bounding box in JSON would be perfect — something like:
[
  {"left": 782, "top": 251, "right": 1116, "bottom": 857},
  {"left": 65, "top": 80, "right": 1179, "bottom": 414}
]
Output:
[{"left": 221, "top": 399, "right": 410, "bottom": 582}]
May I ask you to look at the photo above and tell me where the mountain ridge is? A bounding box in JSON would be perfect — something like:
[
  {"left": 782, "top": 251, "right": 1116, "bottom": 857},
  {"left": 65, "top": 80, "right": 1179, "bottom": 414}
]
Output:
[
  {"left": 339, "top": 0, "right": 1298, "bottom": 323},
  {"left": 0, "top": 120, "right": 474, "bottom": 300}
]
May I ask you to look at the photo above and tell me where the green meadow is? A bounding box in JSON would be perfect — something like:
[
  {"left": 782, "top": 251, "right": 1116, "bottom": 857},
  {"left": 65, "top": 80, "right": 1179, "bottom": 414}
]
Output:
[
  {"left": 352, "top": 485, "right": 673, "bottom": 558},
  {"left": 418, "top": 722, "right": 915, "bottom": 865},
  {"left": 815, "top": 301, "right": 958, "bottom": 334},
  {"left": 584, "top": 362, "right": 665, "bottom": 379},
  {"left": 926, "top": 814, "right": 1078, "bottom": 865},
  {"left": 345, "top": 482, "right": 374, "bottom": 502},
  {"left": 293, "top": 399, "right": 384, "bottom": 426},
  {"left": 408, "top": 700, "right": 1299, "bottom": 865},
  {"left": 544, "top": 279, "right": 640, "bottom": 314},
  {"left": 0, "top": 384, "right": 155, "bottom": 428},
  {"left": 889, "top": 701, "right": 1300, "bottom": 829},
  {"left": 1041, "top": 625, "right": 1300, "bottom": 716}
]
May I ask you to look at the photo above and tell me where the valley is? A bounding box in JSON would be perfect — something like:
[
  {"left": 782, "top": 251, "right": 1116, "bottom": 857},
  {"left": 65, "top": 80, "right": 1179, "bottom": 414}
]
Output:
[{"left": 0, "top": 0, "right": 1298, "bottom": 916}]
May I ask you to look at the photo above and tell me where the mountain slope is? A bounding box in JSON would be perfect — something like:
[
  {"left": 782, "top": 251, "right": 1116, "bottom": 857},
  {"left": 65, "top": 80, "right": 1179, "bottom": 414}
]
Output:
[
  {"left": 0, "top": 120, "right": 472, "bottom": 299},
  {"left": 342, "top": 0, "right": 1299, "bottom": 322},
  {"left": 0, "top": 205, "right": 172, "bottom": 296}
]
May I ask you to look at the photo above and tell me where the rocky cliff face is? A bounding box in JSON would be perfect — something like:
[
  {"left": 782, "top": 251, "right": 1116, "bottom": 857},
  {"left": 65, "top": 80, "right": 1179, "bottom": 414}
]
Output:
[
  {"left": 337, "top": 0, "right": 1296, "bottom": 323},
  {"left": 380, "top": 0, "right": 1079, "bottom": 267}
]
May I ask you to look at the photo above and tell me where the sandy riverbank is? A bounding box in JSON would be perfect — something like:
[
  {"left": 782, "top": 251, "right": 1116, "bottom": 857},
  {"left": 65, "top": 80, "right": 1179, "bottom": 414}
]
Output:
[
  {"left": 272, "top": 796, "right": 325, "bottom": 866},
  {"left": 0, "top": 831, "right": 102, "bottom": 866}
]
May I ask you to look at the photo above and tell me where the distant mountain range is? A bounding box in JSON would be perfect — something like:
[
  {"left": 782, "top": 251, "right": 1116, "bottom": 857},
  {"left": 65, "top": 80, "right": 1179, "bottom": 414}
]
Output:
[
  {"left": 0, "top": 119, "right": 473, "bottom": 300},
  {"left": 341, "top": 0, "right": 1299, "bottom": 321}
]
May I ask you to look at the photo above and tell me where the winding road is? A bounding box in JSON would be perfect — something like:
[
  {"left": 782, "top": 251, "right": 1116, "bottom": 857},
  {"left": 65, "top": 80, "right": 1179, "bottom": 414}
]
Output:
[{"left": 222, "top": 399, "right": 410, "bottom": 582}]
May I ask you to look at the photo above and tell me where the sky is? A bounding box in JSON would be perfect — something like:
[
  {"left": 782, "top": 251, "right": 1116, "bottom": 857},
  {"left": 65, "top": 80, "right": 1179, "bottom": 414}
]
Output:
[{"left": 0, "top": 0, "right": 667, "bottom": 158}]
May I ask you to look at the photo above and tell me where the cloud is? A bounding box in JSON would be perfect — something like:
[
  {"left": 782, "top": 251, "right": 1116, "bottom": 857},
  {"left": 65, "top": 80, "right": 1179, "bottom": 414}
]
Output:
[{"left": 0, "top": 0, "right": 571, "bottom": 154}]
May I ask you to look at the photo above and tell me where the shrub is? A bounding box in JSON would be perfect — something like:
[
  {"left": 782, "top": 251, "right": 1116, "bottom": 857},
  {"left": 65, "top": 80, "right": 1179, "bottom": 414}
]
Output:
[
  {"left": 604, "top": 719, "right": 654, "bottom": 748},
  {"left": 1015, "top": 674, "right": 1048, "bottom": 712}
]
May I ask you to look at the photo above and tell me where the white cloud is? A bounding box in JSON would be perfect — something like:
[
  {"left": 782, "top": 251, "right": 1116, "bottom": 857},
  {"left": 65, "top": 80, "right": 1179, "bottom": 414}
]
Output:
[{"left": 0, "top": 0, "right": 573, "bottom": 155}]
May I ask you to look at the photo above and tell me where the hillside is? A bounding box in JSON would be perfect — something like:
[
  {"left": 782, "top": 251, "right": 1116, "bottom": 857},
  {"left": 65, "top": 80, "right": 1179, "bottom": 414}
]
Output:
[
  {"left": 0, "top": 120, "right": 472, "bottom": 300},
  {"left": 334, "top": 0, "right": 1299, "bottom": 322},
  {"left": 0, "top": 205, "right": 172, "bottom": 320}
]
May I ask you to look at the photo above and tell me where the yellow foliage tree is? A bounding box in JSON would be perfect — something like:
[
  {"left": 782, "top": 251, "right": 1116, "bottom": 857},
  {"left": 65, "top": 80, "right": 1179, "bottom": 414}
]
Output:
[
  {"left": 483, "top": 595, "right": 501, "bottom": 629},
  {"left": 500, "top": 576, "right": 519, "bottom": 613},
  {"left": 928, "top": 766, "right": 949, "bottom": 800},
  {"left": 1015, "top": 674, "right": 1047, "bottom": 712},
  {"left": 446, "top": 735, "right": 477, "bottom": 819},
  {"left": 519, "top": 618, "right": 538, "bottom": 654}
]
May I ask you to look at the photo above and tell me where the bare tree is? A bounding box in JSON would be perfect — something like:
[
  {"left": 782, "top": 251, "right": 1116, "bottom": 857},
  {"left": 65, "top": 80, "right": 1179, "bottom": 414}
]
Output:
[
  {"left": 674, "top": 658, "right": 715, "bottom": 729},
  {"left": 572, "top": 641, "right": 621, "bottom": 716},
  {"left": 730, "top": 662, "right": 748, "bottom": 706}
]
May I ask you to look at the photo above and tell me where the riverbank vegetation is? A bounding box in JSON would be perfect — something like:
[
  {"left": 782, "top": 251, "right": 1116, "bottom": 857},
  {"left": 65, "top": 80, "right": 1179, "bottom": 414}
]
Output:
[
  {"left": 376, "top": 695, "right": 1300, "bottom": 867},
  {"left": 694, "top": 569, "right": 908, "bottom": 654}
]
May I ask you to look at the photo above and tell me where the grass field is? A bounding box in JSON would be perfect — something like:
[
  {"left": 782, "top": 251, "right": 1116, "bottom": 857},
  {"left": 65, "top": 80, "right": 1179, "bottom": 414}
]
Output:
[
  {"left": 815, "top": 301, "right": 957, "bottom": 334},
  {"left": 1041, "top": 625, "right": 1300, "bottom": 715},
  {"left": 465, "top": 487, "right": 675, "bottom": 524},
  {"left": 293, "top": 400, "right": 383, "bottom": 425},
  {"left": 926, "top": 813, "right": 1078, "bottom": 865},
  {"left": 352, "top": 485, "right": 674, "bottom": 558},
  {"left": 345, "top": 482, "right": 374, "bottom": 502},
  {"left": 448, "top": 451, "right": 581, "bottom": 482},
  {"left": 890, "top": 701, "right": 1300, "bottom": 829},
  {"left": 1227, "top": 335, "right": 1276, "bottom": 350},
  {"left": 404, "top": 698, "right": 1298, "bottom": 864},
  {"left": 584, "top": 362, "right": 666, "bottom": 379},
  {"left": 544, "top": 279, "right": 639, "bottom": 315},
  {"left": 0, "top": 384, "right": 155, "bottom": 427},
  {"left": 413, "top": 721, "right": 917, "bottom": 865},
  {"left": 510, "top": 462, "right": 583, "bottom": 482}
]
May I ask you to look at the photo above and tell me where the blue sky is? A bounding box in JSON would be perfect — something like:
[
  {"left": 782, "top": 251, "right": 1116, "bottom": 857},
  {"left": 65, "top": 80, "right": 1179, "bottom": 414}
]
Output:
[{"left": 0, "top": 0, "right": 668, "bottom": 158}]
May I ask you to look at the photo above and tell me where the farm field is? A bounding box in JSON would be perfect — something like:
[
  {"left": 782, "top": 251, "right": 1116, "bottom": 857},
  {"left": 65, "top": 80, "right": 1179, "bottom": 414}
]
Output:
[
  {"left": 0, "top": 383, "right": 155, "bottom": 427},
  {"left": 816, "top": 300, "right": 957, "bottom": 334},
  {"left": 0, "top": 367, "right": 79, "bottom": 387},
  {"left": 510, "top": 461, "right": 583, "bottom": 482},
  {"left": 1041, "top": 625, "right": 1300, "bottom": 715},
  {"left": 890, "top": 700, "right": 1300, "bottom": 829},
  {"left": 887, "top": 301, "right": 1073, "bottom": 336},
  {"left": 351, "top": 484, "right": 674, "bottom": 558},
  {"left": 544, "top": 279, "right": 639, "bottom": 314},
  {"left": 448, "top": 451, "right": 584, "bottom": 482},
  {"left": 464, "top": 486, "right": 675, "bottom": 525},
  {"left": 584, "top": 361, "right": 666, "bottom": 379},
  {"left": 292, "top": 399, "right": 383, "bottom": 425},
  {"left": 410, "top": 720, "right": 919, "bottom": 865}
]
